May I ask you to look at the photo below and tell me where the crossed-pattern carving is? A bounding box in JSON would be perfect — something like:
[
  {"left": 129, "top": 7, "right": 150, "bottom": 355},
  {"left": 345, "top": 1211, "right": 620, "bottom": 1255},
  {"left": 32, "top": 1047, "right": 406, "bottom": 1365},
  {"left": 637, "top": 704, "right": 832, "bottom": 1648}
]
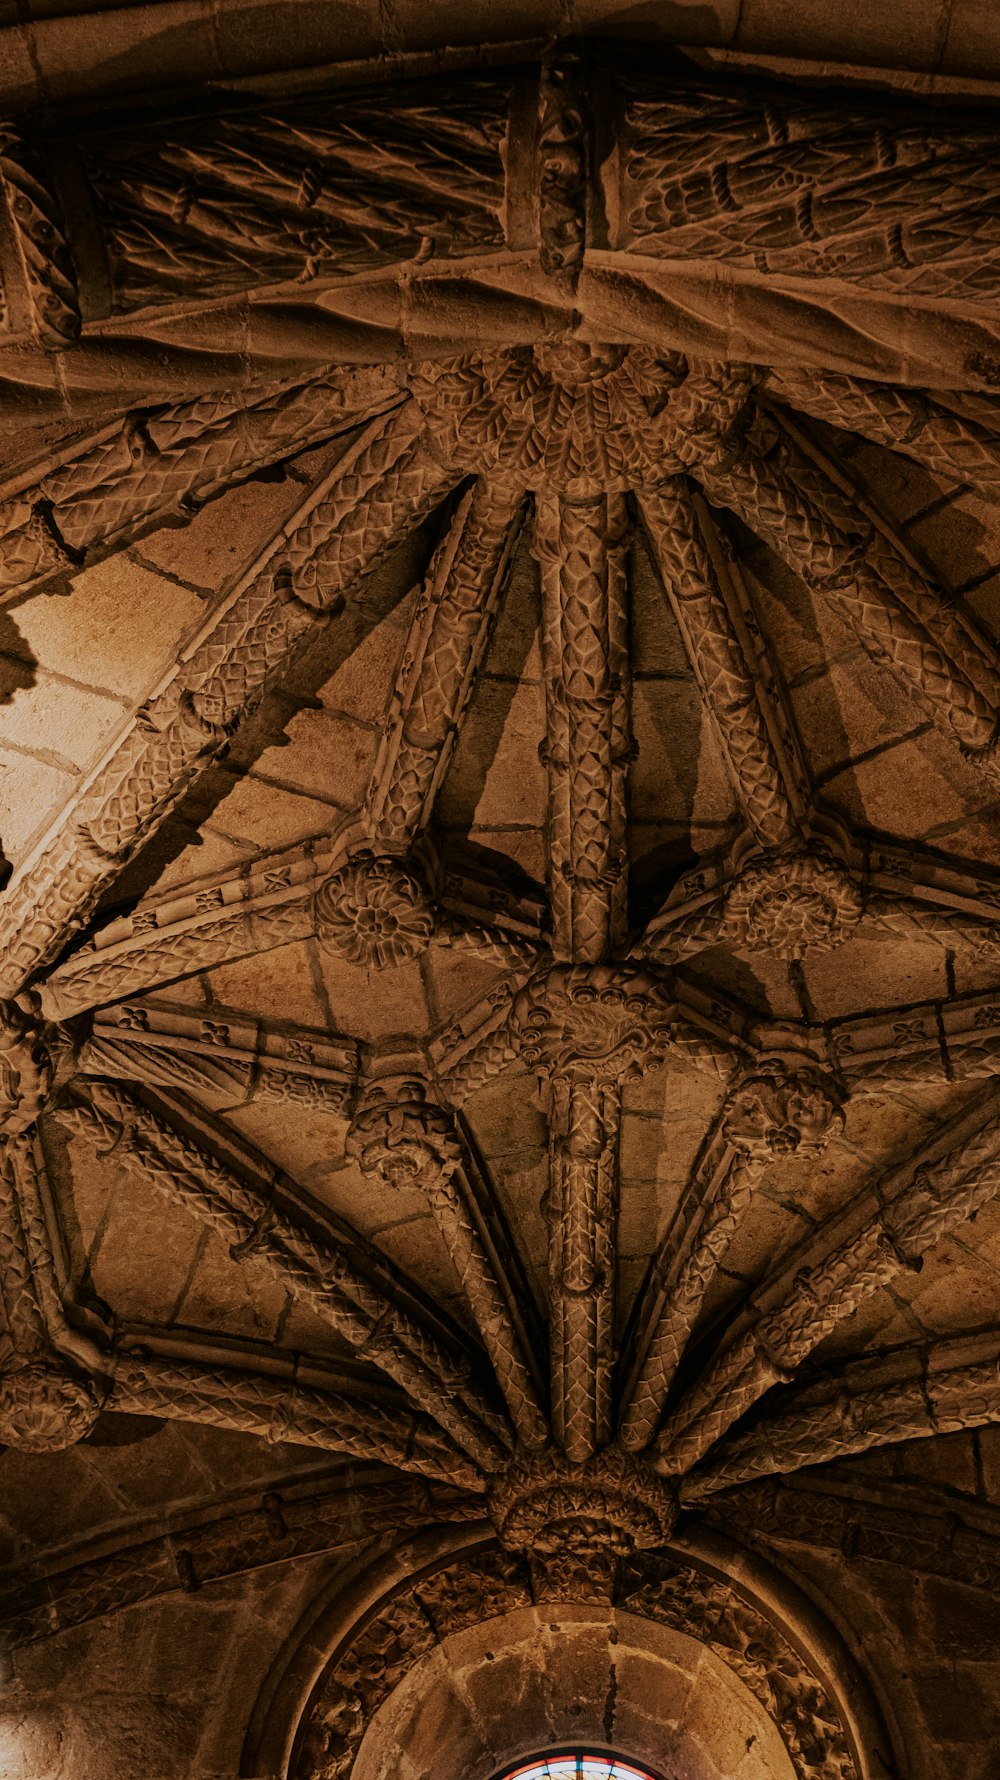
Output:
[{"left": 5, "top": 52, "right": 1000, "bottom": 1723}]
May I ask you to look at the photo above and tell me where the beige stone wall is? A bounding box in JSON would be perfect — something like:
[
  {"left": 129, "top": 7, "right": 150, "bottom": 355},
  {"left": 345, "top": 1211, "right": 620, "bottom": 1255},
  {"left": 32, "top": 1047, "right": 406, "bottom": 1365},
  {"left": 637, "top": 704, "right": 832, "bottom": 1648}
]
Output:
[
  {"left": 356, "top": 1603, "right": 796, "bottom": 1780},
  {"left": 0, "top": 1558, "right": 330, "bottom": 1780}
]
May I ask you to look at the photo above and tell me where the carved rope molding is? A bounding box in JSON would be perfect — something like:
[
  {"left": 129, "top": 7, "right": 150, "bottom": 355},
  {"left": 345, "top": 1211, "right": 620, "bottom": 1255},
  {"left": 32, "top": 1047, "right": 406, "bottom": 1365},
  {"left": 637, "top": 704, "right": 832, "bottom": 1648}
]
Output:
[
  {"left": 615, "top": 73, "right": 1000, "bottom": 305},
  {"left": 0, "top": 72, "right": 512, "bottom": 348},
  {"left": 0, "top": 128, "right": 79, "bottom": 349},
  {"left": 7, "top": 58, "right": 1000, "bottom": 437}
]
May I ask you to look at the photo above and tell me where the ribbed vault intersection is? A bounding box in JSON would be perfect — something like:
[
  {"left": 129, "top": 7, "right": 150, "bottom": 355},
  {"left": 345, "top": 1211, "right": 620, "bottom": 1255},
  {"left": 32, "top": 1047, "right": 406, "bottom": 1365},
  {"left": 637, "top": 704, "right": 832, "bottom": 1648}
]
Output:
[{"left": 2, "top": 39, "right": 1000, "bottom": 1780}]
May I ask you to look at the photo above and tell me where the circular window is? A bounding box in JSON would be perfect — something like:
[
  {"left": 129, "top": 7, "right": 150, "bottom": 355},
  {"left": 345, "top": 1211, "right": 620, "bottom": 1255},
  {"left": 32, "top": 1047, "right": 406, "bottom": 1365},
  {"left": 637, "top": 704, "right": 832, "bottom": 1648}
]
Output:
[{"left": 496, "top": 1755, "right": 662, "bottom": 1780}]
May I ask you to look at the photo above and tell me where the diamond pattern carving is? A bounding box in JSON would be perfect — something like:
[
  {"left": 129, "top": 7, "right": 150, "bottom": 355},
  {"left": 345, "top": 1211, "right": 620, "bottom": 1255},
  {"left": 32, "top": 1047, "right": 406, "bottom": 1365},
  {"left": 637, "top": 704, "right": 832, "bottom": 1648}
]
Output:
[{"left": 3, "top": 53, "right": 1000, "bottom": 1732}]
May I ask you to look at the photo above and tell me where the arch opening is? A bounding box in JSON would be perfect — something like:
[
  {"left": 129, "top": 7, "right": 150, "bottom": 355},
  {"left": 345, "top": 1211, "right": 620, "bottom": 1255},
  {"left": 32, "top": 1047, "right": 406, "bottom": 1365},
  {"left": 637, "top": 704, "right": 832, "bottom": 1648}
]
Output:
[{"left": 348, "top": 1602, "right": 798, "bottom": 1780}]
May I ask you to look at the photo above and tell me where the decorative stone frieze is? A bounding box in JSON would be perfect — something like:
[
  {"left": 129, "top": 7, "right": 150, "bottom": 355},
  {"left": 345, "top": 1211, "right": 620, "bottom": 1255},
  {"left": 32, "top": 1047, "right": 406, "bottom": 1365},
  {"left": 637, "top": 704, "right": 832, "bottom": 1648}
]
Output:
[
  {"left": 722, "top": 851, "right": 864, "bottom": 959},
  {"left": 489, "top": 1445, "right": 678, "bottom": 1555},
  {"left": 0, "top": 1004, "right": 51, "bottom": 1134},
  {"left": 0, "top": 1360, "right": 101, "bottom": 1453},
  {"left": 721, "top": 1062, "right": 845, "bottom": 1161},
  {"left": 346, "top": 1076, "right": 460, "bottom": 1189}
]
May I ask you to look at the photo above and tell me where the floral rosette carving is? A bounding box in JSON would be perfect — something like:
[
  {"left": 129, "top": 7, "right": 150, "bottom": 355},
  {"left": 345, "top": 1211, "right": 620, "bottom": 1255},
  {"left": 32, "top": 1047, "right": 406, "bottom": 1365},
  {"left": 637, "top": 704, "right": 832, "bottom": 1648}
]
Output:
[
  {"left": 722, "top": 852, "right": 863, "bottom": 960},
  {"left": 347, "top": 1078, "right": 461, "bottom": 1190},
  {"left": 511, "top": 963, "right": 673, "bottom": 1084},
  {"left": 314, "top": 855, "right": 435, "bottom": 970},
  {"left": 723, "top": 1061, "right": 845, "bottom": 1161},
  {"left": 0, "top": 1361, "right": 101, "bottom": 1453},
  {"left": 490, "top": 1446, "right": 678, "bottom": 1555}
]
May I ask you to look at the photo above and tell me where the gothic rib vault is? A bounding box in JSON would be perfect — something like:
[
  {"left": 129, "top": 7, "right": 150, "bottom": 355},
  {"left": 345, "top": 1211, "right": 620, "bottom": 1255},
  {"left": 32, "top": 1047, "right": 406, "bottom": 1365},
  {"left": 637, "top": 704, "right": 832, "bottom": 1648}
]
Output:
[{"left": 5, "top": 36, "right": 1000, "bottom": 1780}]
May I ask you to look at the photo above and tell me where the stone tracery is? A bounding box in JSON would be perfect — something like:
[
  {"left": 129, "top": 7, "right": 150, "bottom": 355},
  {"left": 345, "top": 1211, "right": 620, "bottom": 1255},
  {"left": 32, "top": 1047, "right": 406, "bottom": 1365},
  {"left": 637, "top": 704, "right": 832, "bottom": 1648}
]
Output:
[{"left": 2, "top": 37, "right": 1000, "bottom": 1778}]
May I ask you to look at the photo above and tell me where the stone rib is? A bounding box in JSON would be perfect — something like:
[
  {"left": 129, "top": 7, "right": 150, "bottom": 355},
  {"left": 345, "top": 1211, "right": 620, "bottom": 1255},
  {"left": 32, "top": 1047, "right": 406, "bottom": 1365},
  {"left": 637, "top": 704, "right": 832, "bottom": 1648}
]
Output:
[
  {"left": 80, "top": 1023, "right": 358, "bottom": 1120},
  {"left": 434, "top": 990, "right": 523, "bottom": 1104},
  {"left": 0, "top": 402, "right": 456, "bottom": 1000},
  {"left": 0, "top": 368, "right": 403, "bottom": 601},
  {"left": 863, "top": 894, "right": 1000, "bottom": 957},
  {"left": 425, "top": 1165, "right": 549, "bottom": 1450},
  {"left": 638, "top": 480, "right": 806, "bottom": 850},
  {"left": 772, "top": 406, "right": 1000, "bottom": 705},
  {"left": 40, "top": 890, "right": 316, "bottom": 1020},
  {"left": 684, "top": 1345, "right": 1000, "bottom": 1500},
  {"left": 535, "top": 491, "right": 632, "bottom": 964},
  {"left": 347, "top": 1078, "right": 546, "bottom": 1449},
  {"left": 766, "top": 368, "right": 1000, "bottom": 497},
  {"left": 365, "top": 478, "right": 524, "bottom": 851},
  {"left": 60, "top": 1085, "right": 507, "bottom": 1473},
  {"left": 548, "top": 1072, "right": 620, "bottom": 1463},
  {"left": 108, "top": 1352, "right": 484, "bottom": 1492},
  {"left": 656, "top": 1089, "right": 1000, "bottom": 1476},
  {"left": 0, "top": 1141, "right": 48, "bottom": 1358},
  {"left": 619, "top": 1126, "right": 761, "bottom": 1451},
  {"left": 697, "top": 432, "right": 1000, "bottom": 766}
]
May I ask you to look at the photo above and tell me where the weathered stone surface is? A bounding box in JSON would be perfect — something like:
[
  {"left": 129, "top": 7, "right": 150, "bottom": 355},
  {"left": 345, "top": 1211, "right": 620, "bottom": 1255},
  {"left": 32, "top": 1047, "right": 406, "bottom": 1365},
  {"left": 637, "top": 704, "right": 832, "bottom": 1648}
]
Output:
[{"left": 1, "top": 17, "right": 1000, "bottom": 1779}]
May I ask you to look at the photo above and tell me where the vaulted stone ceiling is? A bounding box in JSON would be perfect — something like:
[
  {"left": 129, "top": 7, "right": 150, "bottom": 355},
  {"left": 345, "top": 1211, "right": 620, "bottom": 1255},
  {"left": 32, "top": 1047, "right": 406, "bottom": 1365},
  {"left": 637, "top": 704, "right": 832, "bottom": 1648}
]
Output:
[{"left": 4, "top": 34, "right": 1000, "bottom": 1780}]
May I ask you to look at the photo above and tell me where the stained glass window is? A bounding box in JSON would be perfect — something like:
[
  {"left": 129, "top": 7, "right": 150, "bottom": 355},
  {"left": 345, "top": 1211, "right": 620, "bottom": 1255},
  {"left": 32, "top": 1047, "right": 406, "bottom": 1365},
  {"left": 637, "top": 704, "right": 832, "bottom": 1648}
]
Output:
[{"left": 496, "top": 1753, "right": 660, "bottom": 1780}]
